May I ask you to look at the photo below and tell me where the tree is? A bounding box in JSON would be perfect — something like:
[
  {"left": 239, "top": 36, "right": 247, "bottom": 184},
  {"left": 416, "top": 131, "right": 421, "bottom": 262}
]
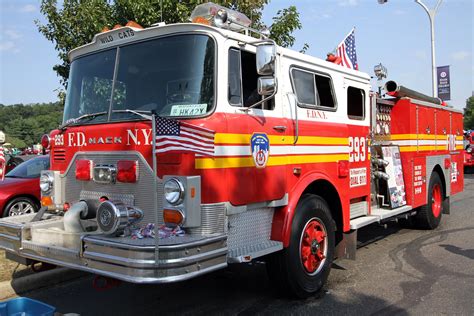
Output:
[
  {"left": 0, "top": 102, "right": 64, "bottom": 148},
  {"left": 36, "top": 0, "right": 306, "bottom": 88},
  {"left": 464, "top": 96, "right": 474, "bottom": 130}
]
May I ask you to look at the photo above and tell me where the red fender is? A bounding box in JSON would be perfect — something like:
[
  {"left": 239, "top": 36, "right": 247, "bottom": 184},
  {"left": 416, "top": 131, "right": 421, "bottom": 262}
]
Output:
[{"left": 271, "top": 171, "right": 349, "bottom": 247}]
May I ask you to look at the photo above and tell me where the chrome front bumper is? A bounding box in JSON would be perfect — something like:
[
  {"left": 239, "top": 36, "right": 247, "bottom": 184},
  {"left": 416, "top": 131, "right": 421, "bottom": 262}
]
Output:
[{"left": 0, "top": 214, "right": 228, "bottom": 283}]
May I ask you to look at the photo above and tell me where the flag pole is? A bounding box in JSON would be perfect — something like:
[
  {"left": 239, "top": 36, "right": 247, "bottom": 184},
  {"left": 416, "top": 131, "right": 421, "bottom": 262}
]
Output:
[{"left": 152, "top": 111, "right": 159, "bottom": 266}]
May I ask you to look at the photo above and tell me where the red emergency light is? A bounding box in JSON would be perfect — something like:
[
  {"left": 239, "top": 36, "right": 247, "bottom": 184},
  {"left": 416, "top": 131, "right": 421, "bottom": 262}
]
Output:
[
  {"left": 117, "top": 160, "right": 138, "bottom": 183},
  {"left": 75, "top": 160, "right": 92, "bottom": 181}
]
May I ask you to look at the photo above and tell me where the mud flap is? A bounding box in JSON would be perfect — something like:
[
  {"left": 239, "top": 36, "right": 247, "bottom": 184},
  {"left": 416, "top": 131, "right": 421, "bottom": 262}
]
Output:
[
  {"left": 442, "top": 196, "right": 450, "bottom": 214},
  {"left": 335, "top": 230, "right": 357, "bottom": 260}
]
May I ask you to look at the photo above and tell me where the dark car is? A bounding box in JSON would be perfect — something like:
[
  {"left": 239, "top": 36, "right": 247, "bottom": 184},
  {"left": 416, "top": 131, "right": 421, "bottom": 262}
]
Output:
[{"left": 0, "top": 155, "right": 50, "bottom": 217}]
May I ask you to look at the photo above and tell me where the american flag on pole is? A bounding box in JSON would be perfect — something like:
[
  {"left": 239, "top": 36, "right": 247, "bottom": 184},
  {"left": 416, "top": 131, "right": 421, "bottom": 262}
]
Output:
[
  {"left": 154, "top": 116, "right": 215, "bottom": 156},
  {"left": 336, "top": 28, "right": 358, "bottom": 70},
  {"left": 0, "top": 146, "right": 6, "bottom": 181}
]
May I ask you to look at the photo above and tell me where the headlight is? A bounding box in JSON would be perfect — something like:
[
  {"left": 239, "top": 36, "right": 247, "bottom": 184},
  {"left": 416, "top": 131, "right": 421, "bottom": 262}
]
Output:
[
  {"left": 164, "top": 178, "right": 185, "bottom": 205},
  {"left": 40, "top": 173, "right": 54, "bottom": 194}
]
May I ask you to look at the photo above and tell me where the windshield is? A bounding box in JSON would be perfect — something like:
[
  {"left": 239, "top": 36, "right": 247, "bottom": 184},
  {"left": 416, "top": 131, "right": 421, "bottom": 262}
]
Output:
[
  {"left": 6, "top": 156, "right": 50, "bottom": 179},
  {"left": 63, "top": 34, "right": 215, "bottom": 124}
]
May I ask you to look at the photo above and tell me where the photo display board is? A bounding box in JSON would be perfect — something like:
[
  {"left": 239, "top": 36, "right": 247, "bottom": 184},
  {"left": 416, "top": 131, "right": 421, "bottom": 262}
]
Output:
[{"left": 381, "top": 146, "right": 407, "bottom": 208}]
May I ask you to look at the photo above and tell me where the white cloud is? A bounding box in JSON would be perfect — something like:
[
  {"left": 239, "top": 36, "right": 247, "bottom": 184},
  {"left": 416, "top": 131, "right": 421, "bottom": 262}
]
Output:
[
  {"left": 4, "top": 29, "right": 21, "bottom": 40},
  {"left": 338, "top": 0, "right": 358, "bottom": 7},
  {"left": 0, "top": 41, "right": 15, "bottom": 51},
  {"left": 451, "top": 50, "right": 471, "bottom": 61},
  {"left": 19, "top": 4, "right": 36, "bottom": 13},
  {"left": 414, "top": 50, "right": 428, "bottom": 60}
]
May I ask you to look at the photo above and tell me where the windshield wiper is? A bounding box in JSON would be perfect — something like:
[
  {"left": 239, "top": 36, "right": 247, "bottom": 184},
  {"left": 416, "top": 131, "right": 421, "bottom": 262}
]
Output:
[
  {"left": 111, "top": 109, "right": 153, "bottom": 120},
  {"left": 59, "top": 111, "right": 108, "bottom": 131}
]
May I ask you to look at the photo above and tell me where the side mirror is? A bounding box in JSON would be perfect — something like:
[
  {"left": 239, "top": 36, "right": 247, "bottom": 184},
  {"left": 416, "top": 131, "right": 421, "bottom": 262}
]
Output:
[
  {"left": 256, "top": 43, "right": 276, "bottom": 76},
  {"left": 258, "top": 77, "right": 276, "bottom": 96}
]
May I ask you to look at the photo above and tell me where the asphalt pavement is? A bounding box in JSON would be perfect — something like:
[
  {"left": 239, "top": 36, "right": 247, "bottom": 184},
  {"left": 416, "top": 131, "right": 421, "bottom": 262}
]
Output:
[{"left": 13, "top": 174, "right": 474, "bottom": 315}]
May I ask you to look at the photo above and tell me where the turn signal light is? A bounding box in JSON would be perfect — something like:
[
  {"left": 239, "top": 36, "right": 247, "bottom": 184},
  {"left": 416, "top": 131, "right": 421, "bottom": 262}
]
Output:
[
  {"left": 117, "top": 160, "right": 138, "bottom": 183},
  {"left": 41, "top": 196, "right": 53, "bottom": 206},
  {"left": 163, "top": 209, "right": 184, "bottom": 225},
  {"left": 76, "top": 160, "right": 92, "bottom": 181}
]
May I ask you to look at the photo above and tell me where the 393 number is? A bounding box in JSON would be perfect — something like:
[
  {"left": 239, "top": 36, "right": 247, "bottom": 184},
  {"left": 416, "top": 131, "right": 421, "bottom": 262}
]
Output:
[{"left": 349, "top": 136, "right": 366, "bottom": 162}]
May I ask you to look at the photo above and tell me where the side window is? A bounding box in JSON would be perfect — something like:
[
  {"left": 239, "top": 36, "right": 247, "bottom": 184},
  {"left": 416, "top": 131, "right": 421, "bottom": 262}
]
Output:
[
  {"left": 347, "top": 86, "right": 365, "bottom": 120},
  {"left": 291, "top": 68, "right": 336, "bottom": 109},
  {"left": 292, "top": 69, "right": 315, "bottom": 105},
  {"left": 315, "top": 75, "right": 335, "bottom": 108},
  {"left": 228, "top": 48, "right": 274, "bottom": 110},
  {"left": 228, "top": 49, "right": 242, "bottom": 105}
]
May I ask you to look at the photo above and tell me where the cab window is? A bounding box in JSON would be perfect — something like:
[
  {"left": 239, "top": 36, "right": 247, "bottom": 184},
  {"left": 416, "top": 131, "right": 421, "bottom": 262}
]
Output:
[
  {"left": 291, "top": 68, "right": 336, "bottom": 110},
  {"left": 228, "top": 48, "right": 274, "bottom": 110},
  {"left": 347, "top": 86, "right": 365, "bottom": 120}
]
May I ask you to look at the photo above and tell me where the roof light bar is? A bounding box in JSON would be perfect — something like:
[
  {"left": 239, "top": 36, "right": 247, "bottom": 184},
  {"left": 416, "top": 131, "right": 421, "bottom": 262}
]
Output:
[{"left": 190, "top": 2, "right": 251, "bottom": 32}]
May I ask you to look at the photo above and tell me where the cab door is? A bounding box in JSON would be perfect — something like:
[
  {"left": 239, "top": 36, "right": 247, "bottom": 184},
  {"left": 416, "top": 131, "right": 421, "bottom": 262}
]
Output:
[{"left": 225, "top": 45, "right": 287, "bottom": 205}]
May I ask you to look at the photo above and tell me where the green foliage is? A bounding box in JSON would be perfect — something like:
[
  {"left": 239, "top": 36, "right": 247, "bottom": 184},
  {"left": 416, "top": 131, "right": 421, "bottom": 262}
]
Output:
[
  {"left": 464, "top": 96, "right": 474, "bottom": 130},
  {"left": 0, "top": 102, "right": 63, "bottom": 148},
  {"left": 36, "top": 0, "right": 305, "bottom": 87}
]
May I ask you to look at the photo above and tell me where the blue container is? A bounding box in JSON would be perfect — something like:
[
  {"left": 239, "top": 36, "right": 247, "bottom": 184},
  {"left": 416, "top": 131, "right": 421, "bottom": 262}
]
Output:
[{"left": 0, "top": 297, "right": 56, "bottom": 316}]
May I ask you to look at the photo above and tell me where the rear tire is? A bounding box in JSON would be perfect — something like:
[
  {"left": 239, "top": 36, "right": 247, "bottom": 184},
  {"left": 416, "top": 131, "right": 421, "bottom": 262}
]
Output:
[
  {"left": 266, "top": 194, "right": 335, "bottom": 298},
  {"left": 413, "top": 172, "right": 443, "bottom": 229}
]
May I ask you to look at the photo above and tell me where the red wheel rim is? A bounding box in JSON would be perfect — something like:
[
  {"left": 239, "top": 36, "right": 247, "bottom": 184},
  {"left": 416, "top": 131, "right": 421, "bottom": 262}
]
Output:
[
  {"left": 300, "top": 218, "right": 327, "bottom": 275},
  {"left": 431, "top": 183, "right": 442, "bottom": 218}
]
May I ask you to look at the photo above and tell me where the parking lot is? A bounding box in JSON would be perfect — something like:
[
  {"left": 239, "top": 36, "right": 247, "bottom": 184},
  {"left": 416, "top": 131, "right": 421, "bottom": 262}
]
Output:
[{"left": 1, "top": 174, "right": 471, "bottom": 315}]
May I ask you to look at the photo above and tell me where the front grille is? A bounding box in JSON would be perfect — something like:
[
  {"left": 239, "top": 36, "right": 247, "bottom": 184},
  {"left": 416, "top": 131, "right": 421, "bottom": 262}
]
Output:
[
  {"left": 63, "top": 152, "right": 163, "bottom": 227},
  {"left": 53, "top": 149, "right": 66, "bottom": 161}
]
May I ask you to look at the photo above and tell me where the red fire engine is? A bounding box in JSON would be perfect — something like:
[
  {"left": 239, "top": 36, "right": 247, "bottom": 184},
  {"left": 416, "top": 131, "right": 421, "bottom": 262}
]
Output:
[
  {"left": 463, "top": 131, "right": 474, "bottom": 171},
  {"left": 0, "top": 3, "right": 464, "bottom": 298}
]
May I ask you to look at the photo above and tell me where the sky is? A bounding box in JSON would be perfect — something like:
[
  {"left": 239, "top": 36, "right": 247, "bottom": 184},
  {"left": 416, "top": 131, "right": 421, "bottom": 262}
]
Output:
[{"left": 0, "top": 0, "right": 472, "bottom": 110}]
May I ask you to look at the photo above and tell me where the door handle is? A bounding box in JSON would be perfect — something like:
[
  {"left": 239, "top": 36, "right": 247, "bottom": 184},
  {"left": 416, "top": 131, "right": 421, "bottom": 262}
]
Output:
[{"left": 273, "top": 125, "right": 287, "bottom": 132}]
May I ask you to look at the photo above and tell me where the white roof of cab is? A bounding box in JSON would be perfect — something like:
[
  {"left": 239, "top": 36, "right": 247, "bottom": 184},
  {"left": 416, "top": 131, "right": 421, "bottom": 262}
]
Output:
[{"left": 68, "top": 22, "right": 370, "bottom": 82}]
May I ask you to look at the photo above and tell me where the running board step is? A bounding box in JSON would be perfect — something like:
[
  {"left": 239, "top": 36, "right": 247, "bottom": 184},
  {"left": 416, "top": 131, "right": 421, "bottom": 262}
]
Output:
[
  {"left": 227, "top": 240, "right": 283, "bottom": 263},
  {"left": 350, "top": 205, "right": 413, "bottom": 230}
]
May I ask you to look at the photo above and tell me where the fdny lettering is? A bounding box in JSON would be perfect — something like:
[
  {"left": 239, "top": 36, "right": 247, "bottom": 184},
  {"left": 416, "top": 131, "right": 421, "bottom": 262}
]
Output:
[
  {"left": 66, "top": 129, "right": 152, "bottom": 147},
  {"left": 306, "top": 110, "right": 328, "bottom": 120},
  {"left": 126, "top": 129, "right": 152, "bottom": 146},
  {"left": 68, "top": 132, "right": 87, "bottom": 147}
]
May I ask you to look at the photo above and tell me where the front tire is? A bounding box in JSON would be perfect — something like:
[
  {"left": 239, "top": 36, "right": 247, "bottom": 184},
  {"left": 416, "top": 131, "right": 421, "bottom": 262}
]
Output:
[
  {"left": 414, "top": 172, "right": 443, "bottom": 229},
  {"left": 267, "top": 194, "right": 335, "bottom": 298}
]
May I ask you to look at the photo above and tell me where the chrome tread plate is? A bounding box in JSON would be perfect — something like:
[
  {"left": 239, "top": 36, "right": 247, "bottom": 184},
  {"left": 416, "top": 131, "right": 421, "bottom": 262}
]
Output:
[
  {"left": 227, "top": 207, "right": 274, "bottom": 254},
  {"left": 228, "top": 240, "right": 283, "bottom": 263},
  {"left": 350, "top": 205, "right": 414, "bottom": 229},
  {"left": 371, "top": 205, "right": 413, "bottom": 220}
]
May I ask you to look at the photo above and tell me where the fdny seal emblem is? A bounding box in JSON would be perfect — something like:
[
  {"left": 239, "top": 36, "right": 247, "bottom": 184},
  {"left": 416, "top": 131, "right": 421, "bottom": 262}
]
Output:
[{"left": 251, "top": 133, "right": 270, "bottom": 168}]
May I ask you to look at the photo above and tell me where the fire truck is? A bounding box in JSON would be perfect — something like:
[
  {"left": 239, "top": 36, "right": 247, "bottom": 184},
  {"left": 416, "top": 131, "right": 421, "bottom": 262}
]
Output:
[
  {"left": 0, "top": 3, "right": 464, "bottom": 298},
  {"left": 464, "top": 131, "right": 474, "bottom": 171}
]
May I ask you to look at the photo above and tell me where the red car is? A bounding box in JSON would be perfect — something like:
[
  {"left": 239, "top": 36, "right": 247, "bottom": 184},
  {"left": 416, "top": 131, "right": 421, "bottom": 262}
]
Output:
[{"left": 0, "top": 155, "right": 50, "bottom": 217}]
